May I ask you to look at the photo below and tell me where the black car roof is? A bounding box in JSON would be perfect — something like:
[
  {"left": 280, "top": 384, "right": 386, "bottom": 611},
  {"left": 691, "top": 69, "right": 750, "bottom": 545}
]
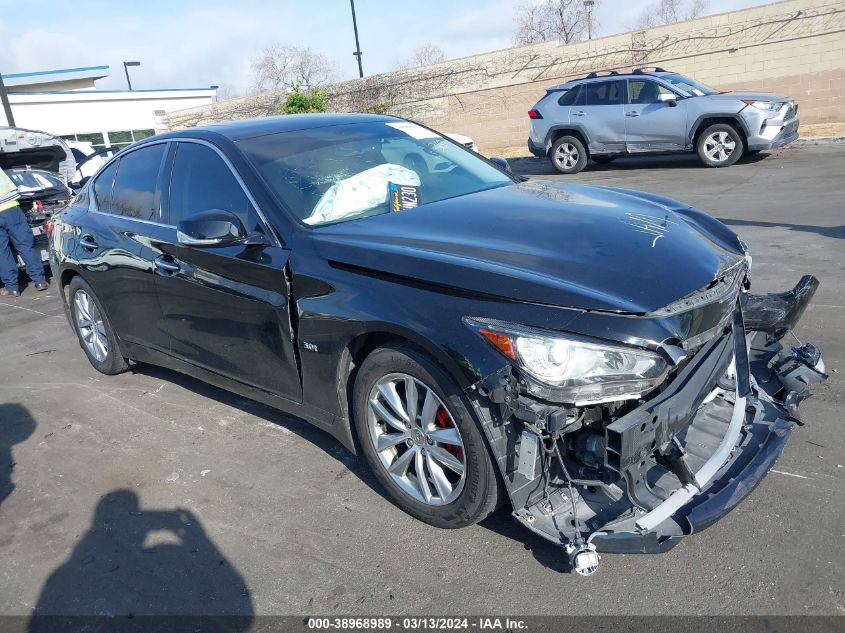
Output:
[{"left": 150, "top": 113, "right": 400, "bottom": 143}]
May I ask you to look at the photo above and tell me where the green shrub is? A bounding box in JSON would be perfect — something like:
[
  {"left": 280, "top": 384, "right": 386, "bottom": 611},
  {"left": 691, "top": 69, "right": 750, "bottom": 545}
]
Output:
[{"left": 282, "top": 88, "right": 326, "bottom": 114}]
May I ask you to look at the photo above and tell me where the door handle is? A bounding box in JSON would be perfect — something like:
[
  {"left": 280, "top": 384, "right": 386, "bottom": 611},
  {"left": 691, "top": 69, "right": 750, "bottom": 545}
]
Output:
[
  {"left": 79, "top": 235, "right": 99, "bottom": 251},
  {"left": 572, "top": 110, "right": 586, "bottom": 116},
  {"left": 626, "top": 111, "right": 640, "bottom": 117},
  {"left": 154, "top": 256, "right": 181, "bottom": 274}
]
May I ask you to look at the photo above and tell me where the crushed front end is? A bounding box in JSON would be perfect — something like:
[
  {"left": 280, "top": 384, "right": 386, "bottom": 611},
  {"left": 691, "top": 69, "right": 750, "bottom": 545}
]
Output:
[{"left": 467, "top": 272, "right": 827, "bottom": 575}]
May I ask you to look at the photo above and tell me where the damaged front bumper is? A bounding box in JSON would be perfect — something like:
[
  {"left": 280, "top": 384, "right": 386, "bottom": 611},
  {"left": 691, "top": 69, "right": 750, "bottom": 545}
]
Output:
[{"left": 470, "top": 276, "right": 827, "bottom": 572}]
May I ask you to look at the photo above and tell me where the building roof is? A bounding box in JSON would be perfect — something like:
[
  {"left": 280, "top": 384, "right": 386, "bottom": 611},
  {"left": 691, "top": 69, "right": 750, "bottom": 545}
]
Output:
[{"left": 3, "top": 65, "right": 110, "bottom": 88}]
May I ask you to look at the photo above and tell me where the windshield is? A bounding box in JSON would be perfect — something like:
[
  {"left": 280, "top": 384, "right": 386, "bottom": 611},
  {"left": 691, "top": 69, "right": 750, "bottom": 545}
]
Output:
[
  {"left": 8, "top": 170, "right": 63, "bottom": 191},
  {"left": 238, "top": 121, "right": 512, "bottom": 226},
  {"left": 661, "top": 74, "right": 718, "bottom": 96}
]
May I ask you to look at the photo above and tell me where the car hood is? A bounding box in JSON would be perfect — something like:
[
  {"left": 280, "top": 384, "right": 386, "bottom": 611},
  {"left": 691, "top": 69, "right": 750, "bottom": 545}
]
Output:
[
  {"left": 310, "top": 181, "right": 745, "bottom": 313},
  {"left": 708, "top": 91, "right": 791, "bottom": 102}
]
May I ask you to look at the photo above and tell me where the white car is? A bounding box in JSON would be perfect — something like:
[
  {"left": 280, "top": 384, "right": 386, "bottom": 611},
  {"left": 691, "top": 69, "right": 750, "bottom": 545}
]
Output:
[{"left": 443, "top": 132, "right": 478, "bottom": 153}]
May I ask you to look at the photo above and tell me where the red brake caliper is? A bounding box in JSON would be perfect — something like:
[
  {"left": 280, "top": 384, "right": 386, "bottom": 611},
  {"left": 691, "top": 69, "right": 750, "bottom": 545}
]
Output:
[{"left": 435, "top": 407, "right": 463, "bottom": 461}]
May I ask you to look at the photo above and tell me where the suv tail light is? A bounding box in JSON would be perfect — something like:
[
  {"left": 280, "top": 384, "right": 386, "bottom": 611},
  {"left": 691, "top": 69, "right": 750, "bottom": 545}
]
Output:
[
  {"left": 528, "top": 109, "right": 543, "bottom": 119},
  {"left": 44, "top": 219, "right": 54, "bottom": 240}
]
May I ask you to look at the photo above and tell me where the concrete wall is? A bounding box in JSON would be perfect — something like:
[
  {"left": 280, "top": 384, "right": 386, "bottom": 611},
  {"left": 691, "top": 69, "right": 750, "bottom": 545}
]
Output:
[{"left": 165, "top": 0, "right": 845, "bottom": 156}]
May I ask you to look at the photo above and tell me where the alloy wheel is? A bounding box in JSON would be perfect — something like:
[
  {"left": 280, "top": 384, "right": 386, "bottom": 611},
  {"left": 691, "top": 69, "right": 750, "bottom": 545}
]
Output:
[
  {"left": 554, "top": 142, "right": 580, "bottom": 170},
  {"left": 73, "top": 289, "right": 108, "bottom": 362},
  {"left": 367, "top": 373, "right": 467, "bottom": 506},
  {"left": 703, "top": 131, "right": 737, "bottom": 163}
]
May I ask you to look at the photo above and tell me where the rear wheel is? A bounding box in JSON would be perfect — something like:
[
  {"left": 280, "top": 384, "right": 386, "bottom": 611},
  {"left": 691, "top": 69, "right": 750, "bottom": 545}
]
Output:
[
  {"left": 68, "top": 276, "right": 129, "bottom": 375},
  {"left": 353, "top": 344, "right": 500, "bottom": 528},
  {"left": 697, "top": 124, "right": 744, "bottom": 168},
  {"left": 550, "top": 135, "right": 588, "bottom": 174}
]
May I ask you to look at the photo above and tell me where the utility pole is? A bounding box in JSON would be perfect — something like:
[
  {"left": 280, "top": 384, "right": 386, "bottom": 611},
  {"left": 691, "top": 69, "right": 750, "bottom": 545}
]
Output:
[
  {"left": 0, "top": 72, "right": 15, "bottom": 127},
  {"left": 123, "top": 61, "right": 141, "bottom": 91},
  {"left": 350, "top": 0, "right": 364, "bottom": 78},
  {"left": 584, "top": 0, "right": 595, "bottom": 40}
]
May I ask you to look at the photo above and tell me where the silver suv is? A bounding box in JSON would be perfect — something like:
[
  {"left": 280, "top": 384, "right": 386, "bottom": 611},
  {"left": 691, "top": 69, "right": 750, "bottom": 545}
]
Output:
[{"left": 527, "top": 68, "right": 799, "bottom": 174}]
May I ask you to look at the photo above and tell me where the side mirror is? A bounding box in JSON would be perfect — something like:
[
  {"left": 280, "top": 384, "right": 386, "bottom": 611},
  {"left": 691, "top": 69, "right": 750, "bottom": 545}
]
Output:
[
  {"left": 659, "top": 93, "right": 678, "bottom": 107},
  {"left": 489, "top": 156, "right": 510, "bottom": 172},
  {"left": 177, "top": 209, "right": 248, "bottom": 247},
  {"left": 71, "top": 176, "right": 90, "bottom": 191}
]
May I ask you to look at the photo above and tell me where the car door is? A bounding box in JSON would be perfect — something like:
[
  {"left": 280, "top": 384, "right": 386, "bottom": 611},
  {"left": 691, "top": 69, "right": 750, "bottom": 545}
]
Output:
[
  {"left": 152, "top": 140, "right": 302, "bottom": 403},
  {"left": 570, "top": 80, "right": 626, "bottom": 153},
  {"left": 624, "top": 79, "right": 688, "bottom": 152},
  {"left": 79, "top": 142, "right": 171, "bottom": 352}
]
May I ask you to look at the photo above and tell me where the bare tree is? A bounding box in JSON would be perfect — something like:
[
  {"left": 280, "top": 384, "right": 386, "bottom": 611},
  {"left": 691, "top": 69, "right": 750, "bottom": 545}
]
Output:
[
  {"left": 250, "top": 44, "right": 338, "bottom": 92},
  {"left": 634, "top": 0, "right": 708, "bottom": 29},
  {"left": 514, "top": 0, "right": 599, "bottom": 45},
  {"left": 398, "top": 43, "right": 447, "bottom": 69}
]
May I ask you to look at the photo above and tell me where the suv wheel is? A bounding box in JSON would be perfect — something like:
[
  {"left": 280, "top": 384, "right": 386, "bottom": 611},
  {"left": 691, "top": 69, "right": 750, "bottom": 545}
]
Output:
[
  {"left": 550, "top": 136, "right": 588, "bottom": 174},
  {"left": 353, "top": 344, "right": 501, "bottom": 528},
  {"left": 697, "top": 124, "right": 744, "bottom": 168},
  {"left": 68, "top": 276, "right": 130, "bottom": 375}
]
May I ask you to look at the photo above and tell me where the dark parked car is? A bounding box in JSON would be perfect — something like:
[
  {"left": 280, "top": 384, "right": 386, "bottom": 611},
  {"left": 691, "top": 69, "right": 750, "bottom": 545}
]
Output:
[{"left": 49, "top": 114, "right": 826, "bottom": 575}]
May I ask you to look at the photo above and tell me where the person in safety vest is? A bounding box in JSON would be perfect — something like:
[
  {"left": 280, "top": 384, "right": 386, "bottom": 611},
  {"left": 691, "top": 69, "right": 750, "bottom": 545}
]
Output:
[{"left": 0, "top": 169, "right": 49, "bottom": 297}]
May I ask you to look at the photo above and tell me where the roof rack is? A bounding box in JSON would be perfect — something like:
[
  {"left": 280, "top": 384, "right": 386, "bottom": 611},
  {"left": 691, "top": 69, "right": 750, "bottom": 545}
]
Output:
[
  {"left": 632, "top": 66, "right": 668, "bottom": 74},
  {"left": 584, "top": 70, "right": 620, "bottom": 79}
]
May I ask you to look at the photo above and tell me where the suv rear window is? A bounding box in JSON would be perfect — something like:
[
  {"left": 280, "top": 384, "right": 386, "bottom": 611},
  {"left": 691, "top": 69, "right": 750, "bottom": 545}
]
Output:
[{"left": 558, "top": 85, "right": 582, "bottom": 106}]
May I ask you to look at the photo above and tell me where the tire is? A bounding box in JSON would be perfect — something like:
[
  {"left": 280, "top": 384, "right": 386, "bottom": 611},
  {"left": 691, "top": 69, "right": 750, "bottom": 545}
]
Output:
[
  {"left": 67, "top": 276, "right": 130, "bottom": 375},
  {"left": 353, "top": 344, "right": 501, "bottom": 528},
  {"left": 697, "top": 123, "right": 745, "bottom": 168},
  {"left": 591, "top": 155, "right": 616, "bottom": 164},
  {"left": 550, "top": 135, "right": 588, "bottom": 174}
]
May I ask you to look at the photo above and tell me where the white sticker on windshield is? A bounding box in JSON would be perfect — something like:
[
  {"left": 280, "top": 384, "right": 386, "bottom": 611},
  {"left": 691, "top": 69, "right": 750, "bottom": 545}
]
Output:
[{"left": 386, "top": 121, "right": 440, "bottom": 140}]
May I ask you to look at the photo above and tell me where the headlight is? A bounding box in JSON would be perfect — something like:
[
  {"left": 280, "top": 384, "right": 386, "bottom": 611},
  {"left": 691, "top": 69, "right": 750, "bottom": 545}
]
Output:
[
  {"left": 465, "top": 318, "right": 669, "bottom": 405},
  {"left": 742, "top": 100, "right": 785, "bottom": 112}
]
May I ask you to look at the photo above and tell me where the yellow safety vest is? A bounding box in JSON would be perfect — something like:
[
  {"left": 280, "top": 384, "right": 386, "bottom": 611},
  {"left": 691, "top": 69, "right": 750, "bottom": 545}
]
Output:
[{"left": 0, "top": 170, "right": 21, "bottom": 212}]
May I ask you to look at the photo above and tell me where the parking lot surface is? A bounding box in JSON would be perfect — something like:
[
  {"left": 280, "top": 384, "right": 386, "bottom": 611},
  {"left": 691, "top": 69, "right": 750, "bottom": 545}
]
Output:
[{"left": 1, "top": 145, "right": 843, "bottom": 617}]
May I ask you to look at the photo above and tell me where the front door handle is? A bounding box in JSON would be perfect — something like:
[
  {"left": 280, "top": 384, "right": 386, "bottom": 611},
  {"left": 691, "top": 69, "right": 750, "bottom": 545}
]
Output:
[
  {"left": 154, "top": 256, "right": 181, "bottom": 275},
  {"left": 572, "top": 110, "right": 586, "bottom": 116},
  {"left": 626, "top": 111, "right": 640, "bottom": 117},
  {"left": 79, "top": 235, "right": 99, "bottom": 251}
]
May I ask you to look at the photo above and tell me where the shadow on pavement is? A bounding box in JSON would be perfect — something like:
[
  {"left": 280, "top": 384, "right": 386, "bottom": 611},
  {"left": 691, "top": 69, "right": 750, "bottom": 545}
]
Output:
[
  {"left": 29, "top": 490, "right": 253, "bottom": 629},
  {"left": 479, "top": 510, "right": 567, "bottom": 573},
  {"left": 716, "top": 217, "right": 845, "bottom": 240},
  {"left": 132, "top": 364, "right": 390, "bottom": 504},
  {"left": 0, "top": 403, "right": 37, "bottom": 507}
]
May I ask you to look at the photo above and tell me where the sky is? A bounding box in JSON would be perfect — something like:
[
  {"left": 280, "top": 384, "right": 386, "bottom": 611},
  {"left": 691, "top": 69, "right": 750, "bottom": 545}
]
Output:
[{"left": 0, "top": 0, "right": 772, "bottom": 94}]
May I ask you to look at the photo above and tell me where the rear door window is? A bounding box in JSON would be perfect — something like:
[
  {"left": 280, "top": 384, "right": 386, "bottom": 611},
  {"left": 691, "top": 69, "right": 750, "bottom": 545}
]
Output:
[
  {"left": 92, "top": 160, "right": 117, "bottom": 209},
  {"left": 109, "top": 144, "right": 166, "bottom": 221},
  {"left": 584, "top": 80, "right": 624, "bottom": 105}
]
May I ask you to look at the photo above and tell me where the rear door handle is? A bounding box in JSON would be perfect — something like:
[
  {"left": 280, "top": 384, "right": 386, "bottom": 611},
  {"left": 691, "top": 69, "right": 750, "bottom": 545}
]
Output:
[
  {"left": 154, "top": 255, "right": 181, "bottom": 275},
  {"left": 572, "top": 110, "right": 586, "bottom": 116},
  {"left": 626, "top": 111, "right": 640, "bottom": 117},
  {"left": 79, "top": 235, "right": 99, "bottom": 251}
]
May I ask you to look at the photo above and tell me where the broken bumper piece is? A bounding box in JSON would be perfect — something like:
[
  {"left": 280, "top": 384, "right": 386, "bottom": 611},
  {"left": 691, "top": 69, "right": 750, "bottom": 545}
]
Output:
[{"left": 476, "top": 276, "right": 827, "bottom": 567}]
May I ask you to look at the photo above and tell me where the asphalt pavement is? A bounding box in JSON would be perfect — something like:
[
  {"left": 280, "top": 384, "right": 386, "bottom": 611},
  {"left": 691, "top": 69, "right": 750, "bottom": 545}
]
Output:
[{"left": 0, "top": 144, "right": 842, "bottom": 617}]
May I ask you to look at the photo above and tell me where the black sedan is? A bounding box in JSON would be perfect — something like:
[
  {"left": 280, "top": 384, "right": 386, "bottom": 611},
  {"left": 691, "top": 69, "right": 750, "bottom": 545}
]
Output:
[{"left": 49, "top": 114, "right": 826, "bottom": 575}]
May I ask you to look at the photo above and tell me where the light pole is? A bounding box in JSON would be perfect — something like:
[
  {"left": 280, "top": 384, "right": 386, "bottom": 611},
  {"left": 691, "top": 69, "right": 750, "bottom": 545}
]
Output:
[
  {"left": 0, "top": 71, "right": 15, "bottom": 127},
  {"left": 349, "top": 0, "right": 364, "bottom": 78},
  {"left": 584, "top": 0, "right": 595, "bottom": 40},
  {"left": 123, "top": 61, "right": 140, "bottom": 91}
]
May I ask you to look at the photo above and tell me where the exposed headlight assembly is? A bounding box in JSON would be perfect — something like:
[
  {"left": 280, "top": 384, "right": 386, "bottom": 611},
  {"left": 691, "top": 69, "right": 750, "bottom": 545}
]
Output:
[
  {"left": 742, "top": 100, "right": 785, "bottom": 112},
  {"left": 465, "top": 318, "right": 669, "bottom": 406}
]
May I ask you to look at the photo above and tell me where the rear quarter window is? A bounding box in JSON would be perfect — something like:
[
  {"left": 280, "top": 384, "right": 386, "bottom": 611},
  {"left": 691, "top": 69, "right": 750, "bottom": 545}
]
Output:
[{"left": 92, "top": 160, "right": 117, "bottom": 209}]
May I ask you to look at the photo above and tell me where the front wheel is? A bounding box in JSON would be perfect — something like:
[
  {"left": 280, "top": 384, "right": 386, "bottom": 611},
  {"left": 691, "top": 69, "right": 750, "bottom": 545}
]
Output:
[
  {"left": 550, "top": 135, "right": 588, "bottom": 174},
  {"left": 697, "top": 124, "right": 745, "bottom": 167},
  {"left": 68, "top": 276, "right": 130, "bottom": 375},
  {"left": 353, "top": 344, "right": 501, "bottom": 528}
]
